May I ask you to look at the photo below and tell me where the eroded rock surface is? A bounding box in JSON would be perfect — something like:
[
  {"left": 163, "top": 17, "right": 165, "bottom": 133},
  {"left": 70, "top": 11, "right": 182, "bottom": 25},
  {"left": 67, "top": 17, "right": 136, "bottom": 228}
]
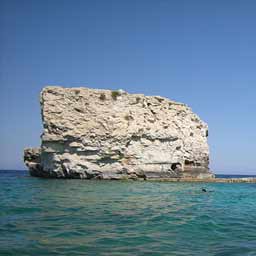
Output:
[{"left": 24, "top": 86, "right": 214, "bottom": 179}]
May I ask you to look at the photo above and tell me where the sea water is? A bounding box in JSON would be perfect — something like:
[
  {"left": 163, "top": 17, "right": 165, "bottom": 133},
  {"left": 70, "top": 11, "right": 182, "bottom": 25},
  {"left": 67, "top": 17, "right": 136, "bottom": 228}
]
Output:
[{"left": 0, "top": 170, "right": 256, "bottom": 256}]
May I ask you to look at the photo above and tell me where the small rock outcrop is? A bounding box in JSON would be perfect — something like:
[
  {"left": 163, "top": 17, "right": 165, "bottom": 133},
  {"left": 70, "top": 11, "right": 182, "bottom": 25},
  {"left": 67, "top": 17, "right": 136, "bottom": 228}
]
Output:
[{"left": 24, "top": 86, "right": 214, "bottom": 179}]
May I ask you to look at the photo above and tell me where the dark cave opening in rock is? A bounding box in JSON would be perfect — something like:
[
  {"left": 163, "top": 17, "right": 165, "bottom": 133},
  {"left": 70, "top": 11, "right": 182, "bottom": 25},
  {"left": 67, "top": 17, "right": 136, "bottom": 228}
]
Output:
[{"left": 171, "top": 163, "right": 182, "bottom": 171}]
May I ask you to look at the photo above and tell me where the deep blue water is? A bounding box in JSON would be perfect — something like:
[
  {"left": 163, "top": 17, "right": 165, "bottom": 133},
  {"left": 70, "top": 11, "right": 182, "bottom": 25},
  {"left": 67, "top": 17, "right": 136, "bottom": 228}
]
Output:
[{"left": 1, "top": 170, "right": 256, "bottom": 256}]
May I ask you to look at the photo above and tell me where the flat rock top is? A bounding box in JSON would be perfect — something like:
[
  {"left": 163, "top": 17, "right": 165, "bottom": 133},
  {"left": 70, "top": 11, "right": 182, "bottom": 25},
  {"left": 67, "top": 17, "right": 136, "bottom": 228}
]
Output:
[{"left": 41, "top": 86, "right": 207, "bottom": 142}]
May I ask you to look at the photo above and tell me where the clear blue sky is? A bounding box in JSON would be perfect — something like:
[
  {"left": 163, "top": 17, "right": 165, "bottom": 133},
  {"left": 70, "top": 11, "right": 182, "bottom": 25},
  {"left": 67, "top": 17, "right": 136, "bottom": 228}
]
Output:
[{"left": 1, "top": 0, "right": 256, "bottom": 174}]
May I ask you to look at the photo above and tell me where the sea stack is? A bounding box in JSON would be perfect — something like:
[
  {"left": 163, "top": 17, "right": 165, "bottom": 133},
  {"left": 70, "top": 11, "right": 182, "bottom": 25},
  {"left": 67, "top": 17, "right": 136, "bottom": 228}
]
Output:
[{"left": 24, "top": 86, "right": 214, "bottom": 180}]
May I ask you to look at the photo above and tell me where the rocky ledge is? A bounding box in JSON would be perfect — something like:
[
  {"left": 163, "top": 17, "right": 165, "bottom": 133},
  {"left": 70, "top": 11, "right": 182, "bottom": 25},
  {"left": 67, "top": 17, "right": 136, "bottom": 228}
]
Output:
[
  {"left": 24, "top": 86, "right": 214, "bottom": 180},
  {"left": 141, "top": 178, "right": 256, "bottom": 183}
]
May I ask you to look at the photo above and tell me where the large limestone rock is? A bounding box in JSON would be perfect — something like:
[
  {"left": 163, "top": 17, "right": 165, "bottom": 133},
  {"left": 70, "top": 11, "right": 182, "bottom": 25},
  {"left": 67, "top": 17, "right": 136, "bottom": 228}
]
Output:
[{"left": 24, "top": 86, "right": 214, "bottom": 179}]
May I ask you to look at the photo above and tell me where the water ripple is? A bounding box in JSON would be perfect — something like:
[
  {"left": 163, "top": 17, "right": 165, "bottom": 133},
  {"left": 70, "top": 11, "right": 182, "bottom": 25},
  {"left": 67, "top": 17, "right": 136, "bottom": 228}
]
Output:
[{"left": 0, "top": 171, "right": 256, "bottom": 256}]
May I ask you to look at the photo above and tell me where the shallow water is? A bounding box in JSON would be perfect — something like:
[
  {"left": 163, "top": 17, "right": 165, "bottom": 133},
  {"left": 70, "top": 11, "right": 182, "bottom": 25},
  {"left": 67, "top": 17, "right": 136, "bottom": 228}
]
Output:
[{"left": 1, "top": 170, "right": 256, "bottom": 256}]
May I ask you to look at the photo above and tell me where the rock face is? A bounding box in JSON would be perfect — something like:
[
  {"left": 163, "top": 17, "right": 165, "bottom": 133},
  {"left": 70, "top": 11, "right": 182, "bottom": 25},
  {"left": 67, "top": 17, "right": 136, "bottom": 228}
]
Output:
[{"left": 24, "top": 86, "right": 214, "bottom": 179}]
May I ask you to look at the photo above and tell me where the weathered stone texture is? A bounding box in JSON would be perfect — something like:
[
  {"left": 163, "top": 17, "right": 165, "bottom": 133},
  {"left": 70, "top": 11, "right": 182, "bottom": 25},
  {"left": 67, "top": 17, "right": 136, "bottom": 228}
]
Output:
[{"left": 24, "top": 86, "right": 214, "bottom": 179}]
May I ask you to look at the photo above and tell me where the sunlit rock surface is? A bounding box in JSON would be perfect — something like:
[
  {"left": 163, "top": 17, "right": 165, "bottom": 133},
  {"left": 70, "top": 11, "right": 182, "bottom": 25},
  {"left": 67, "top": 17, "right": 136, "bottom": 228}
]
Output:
[{"left": 24, "top": 86, "right": 214, "bottom": 179}]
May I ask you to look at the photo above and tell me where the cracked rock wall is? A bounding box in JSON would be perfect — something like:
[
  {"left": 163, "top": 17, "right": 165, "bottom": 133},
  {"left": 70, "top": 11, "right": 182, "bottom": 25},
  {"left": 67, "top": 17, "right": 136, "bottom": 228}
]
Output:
[{"left": 24, "top": 86, "right": 214, "bottom": 179}]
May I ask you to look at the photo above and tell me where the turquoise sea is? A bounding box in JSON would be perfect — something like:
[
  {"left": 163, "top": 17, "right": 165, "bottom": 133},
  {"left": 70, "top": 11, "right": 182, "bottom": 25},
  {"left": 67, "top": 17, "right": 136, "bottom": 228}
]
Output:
[{"left": 1, "top": 170, "right": 256, "bottom": 256}]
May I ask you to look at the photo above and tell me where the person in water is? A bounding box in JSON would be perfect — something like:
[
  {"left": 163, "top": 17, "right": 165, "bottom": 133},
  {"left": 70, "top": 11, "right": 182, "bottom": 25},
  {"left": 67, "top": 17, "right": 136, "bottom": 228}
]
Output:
[{"left": 201, "top": 188, "right": 214, "bottom": 193}]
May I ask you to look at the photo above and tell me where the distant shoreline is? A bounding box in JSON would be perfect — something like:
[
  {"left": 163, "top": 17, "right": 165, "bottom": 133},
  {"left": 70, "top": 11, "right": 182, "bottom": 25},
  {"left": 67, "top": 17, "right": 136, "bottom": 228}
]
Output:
[
  {"left": 1, "top": 170, "right": 256, "bottom": 177},
  {"left": 146, "top": 177, "right": 256, "bottom": 183},
  {"left": 1, "top": 170, "right": 256, "bottom": 183}
]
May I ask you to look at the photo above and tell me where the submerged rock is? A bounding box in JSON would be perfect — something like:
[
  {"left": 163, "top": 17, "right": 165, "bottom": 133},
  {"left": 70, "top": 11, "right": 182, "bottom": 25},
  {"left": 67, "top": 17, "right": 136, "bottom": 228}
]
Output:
[{"left": 24, "top": 86, "right": 214, "bottom": 179}]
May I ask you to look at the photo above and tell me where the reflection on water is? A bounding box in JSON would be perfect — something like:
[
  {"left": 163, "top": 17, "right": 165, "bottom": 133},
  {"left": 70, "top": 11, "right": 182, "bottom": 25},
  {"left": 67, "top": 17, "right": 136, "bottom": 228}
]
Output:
[{"left": 0, "top": 170, "right": 256, "bottom": 255}]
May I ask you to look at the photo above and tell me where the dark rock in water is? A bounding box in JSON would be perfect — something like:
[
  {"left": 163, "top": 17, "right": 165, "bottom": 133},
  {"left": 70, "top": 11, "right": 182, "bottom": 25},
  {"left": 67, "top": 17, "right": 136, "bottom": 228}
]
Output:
[
  {"left": 24, "top": 148, "right": 42, "bottom": 177},
  {"left": 24, "top": 86, "right": 214, "bottom": 180}
]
